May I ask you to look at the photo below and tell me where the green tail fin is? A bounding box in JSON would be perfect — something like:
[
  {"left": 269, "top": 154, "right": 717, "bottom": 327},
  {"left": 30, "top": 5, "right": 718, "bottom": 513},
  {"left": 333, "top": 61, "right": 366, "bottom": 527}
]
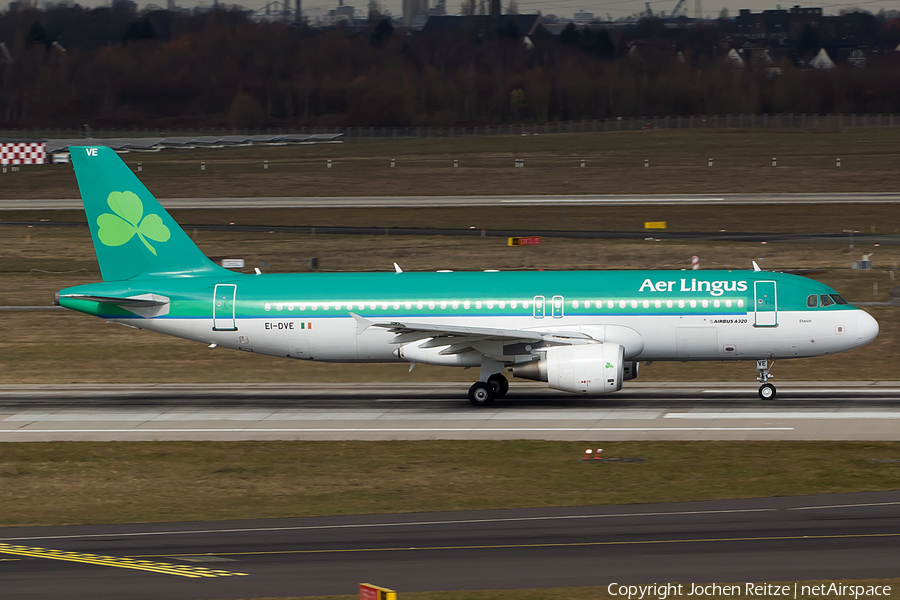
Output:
[{"left": 71, "top": 146, "right": 228, "bottom": 281}]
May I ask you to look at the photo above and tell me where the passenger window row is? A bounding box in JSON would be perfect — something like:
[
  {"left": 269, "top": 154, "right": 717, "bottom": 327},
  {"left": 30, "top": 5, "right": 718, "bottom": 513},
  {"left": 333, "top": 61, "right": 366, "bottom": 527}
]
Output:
[
  {"left": 264, "top": 300, "right": 533, "bottom": 312},
  {"left": 261, "top": 298, "right": 746, "bottom": 312},
  {"left": 574, "top": 299, "right": 744, "bottom": 309}
]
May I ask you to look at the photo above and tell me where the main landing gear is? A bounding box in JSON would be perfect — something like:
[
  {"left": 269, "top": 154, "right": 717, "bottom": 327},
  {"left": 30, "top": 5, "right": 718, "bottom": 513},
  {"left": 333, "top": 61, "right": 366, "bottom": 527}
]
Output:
[
  {"left": 468, "top": 373, "right": 509, "bottom": 407},
  {"left": 756, "top": 359, "right": 777, "bottom": 400}
]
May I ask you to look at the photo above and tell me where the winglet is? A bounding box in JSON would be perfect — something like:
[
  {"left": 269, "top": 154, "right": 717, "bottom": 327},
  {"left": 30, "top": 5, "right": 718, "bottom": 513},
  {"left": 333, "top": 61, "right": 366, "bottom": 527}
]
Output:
[
  {"left": 349, "top": 312, "right": 374, "bottom": 334},
  {"left": 752, "top": 261, "right": 762, "bottom": 272},
  {"left": 393, "top": 262, "right": 403, "bottom": 274}
]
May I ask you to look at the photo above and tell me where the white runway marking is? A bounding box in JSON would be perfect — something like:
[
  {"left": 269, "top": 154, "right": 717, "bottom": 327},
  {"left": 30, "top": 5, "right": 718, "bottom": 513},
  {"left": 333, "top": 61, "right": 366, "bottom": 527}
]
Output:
[
  {"left": 786, "top": 501, "right": 900, "bottom": 511},
  {"left": 699, "top": 389, "right": 900, "bottom": 395},
  {"left": 664, "top": 412, "right": 900, "bottom": 420},
  {"left": 0, "top": 427, "right": 795, "bottom": 433},
  {"left": 3, "top": 383, "right": 898, "bottom": 440},
  {"left": 500, "top": 197, "right": 727, "bottom": 204}
]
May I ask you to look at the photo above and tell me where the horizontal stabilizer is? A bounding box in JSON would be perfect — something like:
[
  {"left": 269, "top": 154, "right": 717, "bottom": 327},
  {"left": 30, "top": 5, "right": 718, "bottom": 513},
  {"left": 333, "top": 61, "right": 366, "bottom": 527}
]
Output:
[
  {"left": 59, "top": 293, "right": 170, "bottom": 318},
  {"left": 60, "top": 293, "right": 169, "bottom": 307}
]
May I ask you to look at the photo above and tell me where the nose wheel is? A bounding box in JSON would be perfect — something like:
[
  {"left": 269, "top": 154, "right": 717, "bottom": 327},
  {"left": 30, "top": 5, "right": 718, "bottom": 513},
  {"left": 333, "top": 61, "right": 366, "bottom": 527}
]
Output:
[{"left": 756, "top": 358, "right": 777, "bottom": 400}]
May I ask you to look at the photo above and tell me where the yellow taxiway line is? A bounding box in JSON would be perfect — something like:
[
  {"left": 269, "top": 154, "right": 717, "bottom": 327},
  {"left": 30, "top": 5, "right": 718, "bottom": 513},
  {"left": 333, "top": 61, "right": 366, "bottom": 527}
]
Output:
[{"left": 0, "top": 543, "right": 247, "bottom": 578}]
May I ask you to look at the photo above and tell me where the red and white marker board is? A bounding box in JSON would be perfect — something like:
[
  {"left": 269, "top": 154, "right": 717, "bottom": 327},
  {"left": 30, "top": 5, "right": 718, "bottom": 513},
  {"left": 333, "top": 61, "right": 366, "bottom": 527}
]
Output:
[
  {"left": 508, "top": 236, "right": 541, "bottom": 246},
  {"left": 1, "top": 142, "right": 46, "bottom": 165}
]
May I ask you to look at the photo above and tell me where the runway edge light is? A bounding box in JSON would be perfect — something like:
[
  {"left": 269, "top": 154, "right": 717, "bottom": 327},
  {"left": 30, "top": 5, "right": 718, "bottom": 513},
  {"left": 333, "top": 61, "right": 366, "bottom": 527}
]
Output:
[{"left": 360, "top": 583, "right": 397, "bottom": 600}]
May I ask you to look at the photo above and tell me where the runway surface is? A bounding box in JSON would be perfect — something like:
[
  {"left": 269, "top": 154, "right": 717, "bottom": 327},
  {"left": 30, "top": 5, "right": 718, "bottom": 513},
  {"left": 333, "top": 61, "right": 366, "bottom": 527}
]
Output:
[
  {"left": 2, "top": 382, "right": 900, "bottom": 441},
  {"left": 1, "top": 491, "right": 898, "bottom": 599},
  {"left": 4, "top": 192, "right": 900, "bottom": 210}
]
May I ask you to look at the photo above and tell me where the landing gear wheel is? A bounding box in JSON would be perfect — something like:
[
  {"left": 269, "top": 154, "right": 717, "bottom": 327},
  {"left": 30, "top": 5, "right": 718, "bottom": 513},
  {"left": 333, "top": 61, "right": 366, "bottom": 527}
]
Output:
[
  {"left": 755, "top": 358, "right": 776, "bottom": 401},
  {"left": 487, "top": 374, "right": 509, "bottom": 398},
  {"left": 759, "top": 383, "right": 777, "bottom": 400},
  {"left": 468, "top": 382, "right": 496, "bottom": 407}
]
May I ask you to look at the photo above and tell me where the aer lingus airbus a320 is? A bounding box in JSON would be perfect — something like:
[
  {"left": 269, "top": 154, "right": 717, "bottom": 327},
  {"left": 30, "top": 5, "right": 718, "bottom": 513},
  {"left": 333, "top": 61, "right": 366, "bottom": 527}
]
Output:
[{"left": 57, "top": 146, "right": 879, "bottom": 405}]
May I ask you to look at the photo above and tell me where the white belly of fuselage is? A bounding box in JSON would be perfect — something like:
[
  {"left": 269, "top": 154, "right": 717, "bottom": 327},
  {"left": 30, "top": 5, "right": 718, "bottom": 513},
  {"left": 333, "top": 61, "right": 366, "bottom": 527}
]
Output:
[{"left": 115, "top": 309, "right": 866, "bottom": 364}]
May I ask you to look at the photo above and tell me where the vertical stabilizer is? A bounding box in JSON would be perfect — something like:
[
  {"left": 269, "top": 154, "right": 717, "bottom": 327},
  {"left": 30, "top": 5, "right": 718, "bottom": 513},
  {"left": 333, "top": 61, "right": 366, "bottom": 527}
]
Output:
[{"left": 70, "top": 146, "right": 227, "bottom": 281}]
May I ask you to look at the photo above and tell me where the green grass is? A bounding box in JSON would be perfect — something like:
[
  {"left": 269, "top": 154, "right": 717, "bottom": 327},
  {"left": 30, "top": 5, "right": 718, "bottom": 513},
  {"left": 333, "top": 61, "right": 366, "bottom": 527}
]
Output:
[
  {"left": 5, "top": 201, "right": 900, "bottom": 235},
  {"left": 0, "top": 441, "right": 898, "bottom": 527},
  {"left": 236, "top": 579, "right": 900, "bottom": 600},
  {"left": 4, "top": 129, "right": 900, "bottom": 200}
]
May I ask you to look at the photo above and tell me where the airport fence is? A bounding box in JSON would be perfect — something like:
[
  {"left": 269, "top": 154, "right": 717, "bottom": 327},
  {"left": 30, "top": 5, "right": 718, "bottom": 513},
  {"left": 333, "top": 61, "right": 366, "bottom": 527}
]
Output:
[{"left": 2, "top": 113, "right": 900, "bottom": 142}]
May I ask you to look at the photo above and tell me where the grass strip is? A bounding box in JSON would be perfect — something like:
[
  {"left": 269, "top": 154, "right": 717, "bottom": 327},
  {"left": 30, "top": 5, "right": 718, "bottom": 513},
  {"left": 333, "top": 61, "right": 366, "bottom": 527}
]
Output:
[
  {"left": 232, "top": 579, "right": 900, "bottom": 600},
  {"left": 5, "top": 202, "right": 900, "bottom": 234},
  {"left": 5, "top": 130, "right": 900, "bottom": 200},
  {"left": 0, "top": 441, "right": 898, "bottom": 527}
]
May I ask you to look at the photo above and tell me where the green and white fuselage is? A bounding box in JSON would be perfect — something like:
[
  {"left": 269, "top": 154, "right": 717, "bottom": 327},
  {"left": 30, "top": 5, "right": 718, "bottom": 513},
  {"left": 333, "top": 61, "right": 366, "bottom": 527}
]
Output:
[
  {"left": 57, "top": 147, "right": 879, "bottom": 404},
  {"left": 60, "top": 269, "right": 875, "bottom": 364}
]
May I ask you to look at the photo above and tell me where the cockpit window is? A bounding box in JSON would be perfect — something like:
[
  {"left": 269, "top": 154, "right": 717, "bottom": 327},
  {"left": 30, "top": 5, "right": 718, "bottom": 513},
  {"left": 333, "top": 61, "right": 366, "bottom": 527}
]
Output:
[
  {"left": 807, "top": 295, "right": 818, "bottom": 308},
  {"left": 820, "top": 294, "right": 835, "bottom": 307},
  {"left": 830, "top": 294, "right": 848, "bottom": 305}
]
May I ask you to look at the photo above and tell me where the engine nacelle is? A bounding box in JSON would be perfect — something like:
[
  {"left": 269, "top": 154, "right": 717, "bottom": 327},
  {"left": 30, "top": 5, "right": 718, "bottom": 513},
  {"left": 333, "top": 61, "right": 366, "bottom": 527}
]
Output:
[{"left": 513, "top": 343, "right": 624, "bottom": 395}]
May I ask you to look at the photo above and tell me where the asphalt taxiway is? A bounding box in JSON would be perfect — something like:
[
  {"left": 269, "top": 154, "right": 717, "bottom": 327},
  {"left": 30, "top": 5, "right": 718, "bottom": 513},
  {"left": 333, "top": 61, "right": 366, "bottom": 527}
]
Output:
[
  {"left": 4, "top": 192, "right": 900, "bottom": 210},
  {"left": 2, "top": 382, "right": 900, "bottom": 441},
  {"left": 0, "top": 491, "right": 898, "bottom": 599},
  {"left": 3, "top": 218, "right": 899, "bottom": 246}
]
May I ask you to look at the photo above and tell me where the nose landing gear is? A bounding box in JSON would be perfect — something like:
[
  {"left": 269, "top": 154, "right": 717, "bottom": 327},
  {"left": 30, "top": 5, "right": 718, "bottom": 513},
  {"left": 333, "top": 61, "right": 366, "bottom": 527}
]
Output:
[{"left": 756, "top": 358, "right": 777, "bottom": 400}]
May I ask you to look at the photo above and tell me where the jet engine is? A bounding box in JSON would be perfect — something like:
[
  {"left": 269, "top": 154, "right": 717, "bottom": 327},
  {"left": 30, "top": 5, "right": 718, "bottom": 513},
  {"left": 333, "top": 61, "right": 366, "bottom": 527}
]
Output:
[
  {"left": 513, "top": 343, "right": 625, "bottom": 394},
  {"left": 623, "top": 361, "right": 640, "bottom": 381}
]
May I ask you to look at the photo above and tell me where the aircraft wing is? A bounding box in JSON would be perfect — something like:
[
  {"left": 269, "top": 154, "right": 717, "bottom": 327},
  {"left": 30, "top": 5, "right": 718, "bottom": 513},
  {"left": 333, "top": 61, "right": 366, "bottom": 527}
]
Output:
[
  {"left": 351, "top": 313, "right": 590, "bottom": 358},
  {"left": 372, "top": 320, "right": 545, "bottom": 342}
]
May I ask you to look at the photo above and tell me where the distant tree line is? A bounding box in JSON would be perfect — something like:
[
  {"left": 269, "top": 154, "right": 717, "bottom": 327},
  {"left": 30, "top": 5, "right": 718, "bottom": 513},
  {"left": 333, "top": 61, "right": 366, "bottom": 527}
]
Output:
[{"left": 2, "top": 6, "right": 900, "bottom": 128}]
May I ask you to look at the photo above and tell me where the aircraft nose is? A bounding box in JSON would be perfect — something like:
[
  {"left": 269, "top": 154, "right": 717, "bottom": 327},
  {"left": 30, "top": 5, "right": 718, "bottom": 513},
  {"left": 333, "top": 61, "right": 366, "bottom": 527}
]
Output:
[{"left": 856, "top": 310, "right": 879, "bottom": 347}]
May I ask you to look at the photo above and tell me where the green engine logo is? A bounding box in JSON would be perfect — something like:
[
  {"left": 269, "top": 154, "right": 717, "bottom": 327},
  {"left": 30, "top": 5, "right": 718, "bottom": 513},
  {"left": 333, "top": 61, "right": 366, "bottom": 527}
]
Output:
[{"left": 97, "top": 191, "right": 171, "bottom": 255}]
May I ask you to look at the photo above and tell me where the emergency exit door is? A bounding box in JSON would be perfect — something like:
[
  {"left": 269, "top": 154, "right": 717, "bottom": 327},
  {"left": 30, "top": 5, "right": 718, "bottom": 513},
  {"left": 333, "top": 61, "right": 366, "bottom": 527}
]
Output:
[
  {"left": 551, "top": 295, "right": 565, "bottom": 318},
  {"left": 754, "top": 281, "right": 777, "bottom": 327},
  {"left": 213, "top": 284, "right": 237, "bottom": 331}
]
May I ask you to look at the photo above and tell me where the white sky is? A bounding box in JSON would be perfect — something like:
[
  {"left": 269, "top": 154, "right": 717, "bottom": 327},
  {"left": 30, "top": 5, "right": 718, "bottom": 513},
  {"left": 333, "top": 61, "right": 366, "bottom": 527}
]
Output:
[{"left": 32, "top": 0, "right": 900, "bottom": 22}]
